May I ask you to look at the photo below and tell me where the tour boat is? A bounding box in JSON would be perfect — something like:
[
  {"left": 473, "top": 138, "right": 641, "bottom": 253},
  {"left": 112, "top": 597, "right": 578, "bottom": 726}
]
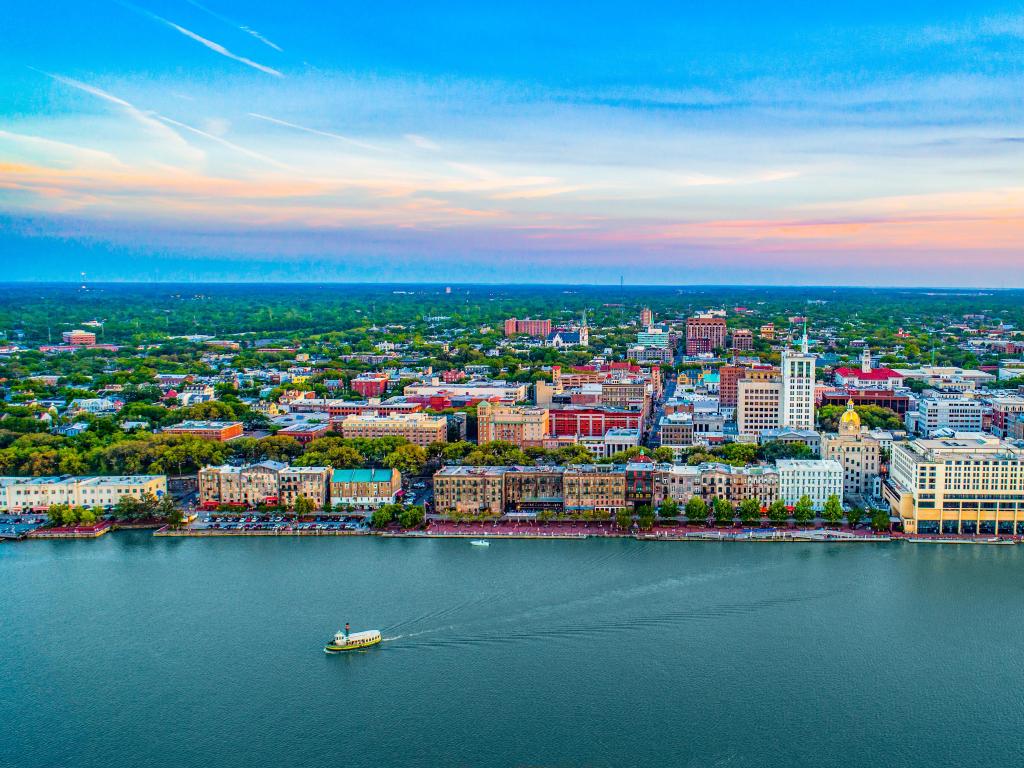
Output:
[
  {"left": 469, "top": 539, "right": 490, "bottom": 547},
  {"left": 324, "top": 624, "right": 382, "bottom": 653}
]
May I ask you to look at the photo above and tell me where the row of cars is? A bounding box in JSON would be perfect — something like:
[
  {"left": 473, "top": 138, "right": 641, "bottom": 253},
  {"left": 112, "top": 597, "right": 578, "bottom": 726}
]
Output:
[{"left": 193, "top": 514, "right": 369, "bottom": 533}]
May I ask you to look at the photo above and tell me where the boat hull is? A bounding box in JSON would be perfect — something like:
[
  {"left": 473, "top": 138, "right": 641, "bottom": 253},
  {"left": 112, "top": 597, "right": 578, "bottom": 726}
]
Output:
[{"left": 324, "top": 636, "right": 382, "bottom": 653}]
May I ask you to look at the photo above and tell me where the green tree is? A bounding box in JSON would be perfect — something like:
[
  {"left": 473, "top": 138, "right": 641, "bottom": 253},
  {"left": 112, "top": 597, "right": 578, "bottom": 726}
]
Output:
[
  {"left": 712, "top": 497, "right": 734, "bottom": 527},
  {"left": 767, "top": 499, "right": 789, "bottom": 526},
  {"left": 685, "top": 496, "right": 707, "bottom": 525},
  {"left": 615, "top": 509, "right": 633, "bottom": 530},
  {"left": 166, "top": 508, "right": 184, "bottom": 529},
  {"left": 738, "top": 498, "right": 762, "bottom": 527},
  {"left": 113, "top": 495, "right": 143, "bottom": 522},
  {"left": 294, "top": 495, "right": 316, "bottom": 517},
  {"left": 846, "top": 505, "right": 864, "bottom": 530},
  {"left": 47, "top": 503, "right": 70, "bottom": 527},
  {"left": 659, "top": 497, "right": 679, "bottom": 519},
  {"left": 398, "top": 505, "right": 425, "bottom": 529},
  {"left": 870, "top": 507, "right": 891, "bottom": 533},
  {"left": 636, "top": 504, "right": 655, "bottom": 530},
  {"left": 822, "top": 494, "right": 844, "bottom": 527},
  {"left": 156, "top": 495, "right": 176, "bottom": 520},
  {"left": 384, "top": 444, "right": 428, "bottom": 476},
  {"left": 370, "top": 506, "right": 395, "bottom": 529},
  {"left": 793, "top": 495, "right": 815, "bottom": 527}
]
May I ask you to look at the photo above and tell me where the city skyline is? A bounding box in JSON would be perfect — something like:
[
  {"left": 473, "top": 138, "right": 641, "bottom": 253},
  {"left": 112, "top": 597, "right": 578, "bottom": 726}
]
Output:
[{"left": 3, "top": 1, "right": 1024, "bottom": 285}]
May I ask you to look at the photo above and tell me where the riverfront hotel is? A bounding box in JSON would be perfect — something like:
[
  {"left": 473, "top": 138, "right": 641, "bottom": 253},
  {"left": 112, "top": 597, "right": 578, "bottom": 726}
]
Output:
[{"left": 883, "top": 434, "right": 1024, "bottom": 535}]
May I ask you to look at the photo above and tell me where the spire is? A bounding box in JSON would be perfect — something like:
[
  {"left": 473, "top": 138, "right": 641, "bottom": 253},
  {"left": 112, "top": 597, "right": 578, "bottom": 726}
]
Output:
[
  {"left": 800, "top": 321, "right": 809, "bottom": 354},
  {"left": 861, "top": 346, "right": 872, "bottom": 374}
]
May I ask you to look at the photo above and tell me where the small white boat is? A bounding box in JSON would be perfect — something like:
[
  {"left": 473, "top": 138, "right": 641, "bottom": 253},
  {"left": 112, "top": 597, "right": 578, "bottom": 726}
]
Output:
[{"left": 469, "top": 539, "right": 490, "bottom": 547}]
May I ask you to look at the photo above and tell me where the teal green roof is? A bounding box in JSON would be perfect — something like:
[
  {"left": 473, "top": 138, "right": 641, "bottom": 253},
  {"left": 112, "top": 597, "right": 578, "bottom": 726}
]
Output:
[{"left": 332, "top": 468, "right": 396, "bottom": 482}]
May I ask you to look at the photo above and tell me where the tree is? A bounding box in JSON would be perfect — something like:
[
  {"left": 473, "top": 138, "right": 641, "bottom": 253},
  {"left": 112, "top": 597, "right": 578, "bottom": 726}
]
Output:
[
  {"left": 370, "top": 506, "right": 395, "bottom": 529},
  {"left": 793, "top": 495, "right": 815, "bottom": 527},
  {"left": 870, "top": 507, "right": 891, "bottom": 533},
  {"left": 384, "top": 444, "right": 428, "bottom": 476},
  {"left": 615, "top": 509, "right": 633, "bottom": 530},
  {"left": 398, "top": 505, "right": 425, "bottom": 529},
  {"left": 114, "top": 495, "right": 143, "bottom": 522},
  {"left": 738, "top": 498, "right": 762, "bottom": 527},
  {"left": 846, "top": 505, "right": 864, "bottom": 530},
  {"left": 636, "top": 504, "right": 655, "bottom": 530},
  {"left": 294, "top": 495, "right": 316, "bottom": 517},
  {"left": 650, "top": 447, "right": 674, "bottom": 463},
  {"left": 822, "top": 494, "right": 844, "bottom": 527},
  {"left": 712, "top": 497, "right": 734, "bottom": 527},
  {"left": 767, "top": 499, "right": 789, "bottom": 527},
  {"left": 659, "top": 497, "right": 679, "bottom": 519},
  {"left": 47, "top": 503, "right": 70, "bottom": 527},
  {"left": 156, "top": 495, "right": 176, "bottom": 520},
  {"left": 685, "top": 496, "right": 707, "bottom": 525},
  {"left": 166, "top": 508, "right": 184, "bottom": 529}
]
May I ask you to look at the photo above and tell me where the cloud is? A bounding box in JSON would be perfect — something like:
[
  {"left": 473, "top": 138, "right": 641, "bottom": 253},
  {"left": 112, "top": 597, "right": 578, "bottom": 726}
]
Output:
[
  {"left": 0, "top": 130, "right": 127, "bottom": 169},
  {"left": 117, "top": 2, "right": 283, "bottom": 76},
  {"left": 184, "top": 0, "right": 284, "bottom": 52},
  {"left": 248, "top": 113, "right": 382, "bottom": 151},
  {"left": 154, "top": 116, "right": 292, "bottom": 170},
  {"left": 37, "top": 71, "right": 203, "bottom": 163},
  {"left": 405, "top": 134, "right": 441, "bottom": 151},
  {"left": 161, "top": 19, "right": 284, "bottom": 77},
  {"left": 915, "top": 14, "right": 1024, "bottom": 45}
]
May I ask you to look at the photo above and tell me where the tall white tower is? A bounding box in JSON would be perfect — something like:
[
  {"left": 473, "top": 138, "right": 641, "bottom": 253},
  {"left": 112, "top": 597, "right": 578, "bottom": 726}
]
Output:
[
  {"left": 861, "top": 346, "right": 872, "bottom": 373},
  {"left": 780, "top": 325, "right": 815, "bottom": 429}
]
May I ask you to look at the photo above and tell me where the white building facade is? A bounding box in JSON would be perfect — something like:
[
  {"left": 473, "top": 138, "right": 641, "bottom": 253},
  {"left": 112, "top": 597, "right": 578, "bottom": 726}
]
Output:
[{"left": 776, "top": 460, "right": 843, "bottom": 510}]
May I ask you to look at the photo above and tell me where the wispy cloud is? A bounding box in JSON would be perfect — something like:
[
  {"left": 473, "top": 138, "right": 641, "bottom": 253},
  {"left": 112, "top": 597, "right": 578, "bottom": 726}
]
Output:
[
  {"left": 118, "top": 2, "right": 283, "bottom": 76},
  {"left": 405, "top": 134, "right": 441, "bottom": 151},
  {"left": 36, "top": 70, "right": 202, "bottom": 163},
  {"left": 915, "top": 14, "right": 1024, "bottom": 45},
  {"left": 184, "top": 0, "right": 284, "bottom": 52},
  {"left": 248, "top": 113, "right": 382, "bottom": 151},
  {"left": 161, "top": 19, "right": 283, "bottom": 77},
  {"left": 0, "top": 130, "right": 127, "bottom": 169},
  {"left": 155, "top": 116, "right": 292, "bottom": 170}
]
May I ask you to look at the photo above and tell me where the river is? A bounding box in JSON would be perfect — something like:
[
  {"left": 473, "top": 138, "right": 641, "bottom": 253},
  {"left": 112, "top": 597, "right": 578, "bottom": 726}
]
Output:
[{"left": 3, "top": 532, "right": 1023, "bottom": 767}]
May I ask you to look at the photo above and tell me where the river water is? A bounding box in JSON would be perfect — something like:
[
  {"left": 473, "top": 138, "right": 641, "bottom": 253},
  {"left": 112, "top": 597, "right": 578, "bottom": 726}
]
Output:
[{"left": 3, "top": 532, "right": 1023, "bottom": 767}]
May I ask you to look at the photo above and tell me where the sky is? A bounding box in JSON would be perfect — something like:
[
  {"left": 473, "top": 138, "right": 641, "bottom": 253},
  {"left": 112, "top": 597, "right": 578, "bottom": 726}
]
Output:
[{"left": 1, "top": 1, "right": 1023, "bottom": 285}]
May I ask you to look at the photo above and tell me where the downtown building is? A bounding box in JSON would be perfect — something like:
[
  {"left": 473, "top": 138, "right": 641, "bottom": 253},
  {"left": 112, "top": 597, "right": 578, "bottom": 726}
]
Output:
[
  {"left": 883, "top": 434, "right": 1024, "bottom": 536},
  {"left": 330, "top": 468, "right": 401, "bottom": 508},
  {"left": 820, "top": 401, "right": 882, "bottom": 500},
  {"left": 776, "top": 460, "right": 844, "bottom": 510},
  {"left": 336, "top": 412, "right": 448, "bottom": 446},
  {"left": 504, "top": 318, "right": 552, "bottom": 337},
  {"left": 476, "top": 401, "right": 549, "bottom": 448},
  {"left": 199, "top": 461, "right": 331, "bottom": 510},
  {"left": 685, "top": 315, "right": 727, "bottom": 355},
  {"left": 0, "top": 475, "right": 167, "bottom": 512}
]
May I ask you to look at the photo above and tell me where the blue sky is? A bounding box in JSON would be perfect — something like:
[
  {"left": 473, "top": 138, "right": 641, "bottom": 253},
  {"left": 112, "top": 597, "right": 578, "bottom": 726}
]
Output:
[{"left": 1, "top": 1, "right": 1023, "bottom": 284}]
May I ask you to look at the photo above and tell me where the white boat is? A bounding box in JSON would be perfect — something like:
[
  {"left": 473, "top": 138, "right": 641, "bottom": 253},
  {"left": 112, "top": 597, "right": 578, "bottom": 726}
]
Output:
[{"left": 469, "top": 539, "right": 490, "bottom": 547}]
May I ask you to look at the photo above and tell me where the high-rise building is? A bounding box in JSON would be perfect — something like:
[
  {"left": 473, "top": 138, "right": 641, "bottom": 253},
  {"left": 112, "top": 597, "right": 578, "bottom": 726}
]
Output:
[
  {"left": 884, "top": 434, "right": 1024, "bottom": 535},
  {"left": 736, "top": 378, "right": 781, "bottom": 437},
  {"left": 639, "top": 307, "right": 653, "bottom": 326},
  {"left": 504, "top": 318, "right": 552, "bottom": 337},
  {"left": 731, "top": 329, "right": 754, "bottom": 351},
  {"left": 685, "top": 315, "right": 727, "bottom": 355},
  {"left": 780, "top": 330, "right": 815, "bottom": 430}
]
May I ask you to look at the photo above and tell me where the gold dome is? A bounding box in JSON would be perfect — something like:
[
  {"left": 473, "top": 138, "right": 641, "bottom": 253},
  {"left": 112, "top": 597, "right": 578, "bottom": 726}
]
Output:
[{"left": 839, "top": 400, "right": 861, "bottom": 434}]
